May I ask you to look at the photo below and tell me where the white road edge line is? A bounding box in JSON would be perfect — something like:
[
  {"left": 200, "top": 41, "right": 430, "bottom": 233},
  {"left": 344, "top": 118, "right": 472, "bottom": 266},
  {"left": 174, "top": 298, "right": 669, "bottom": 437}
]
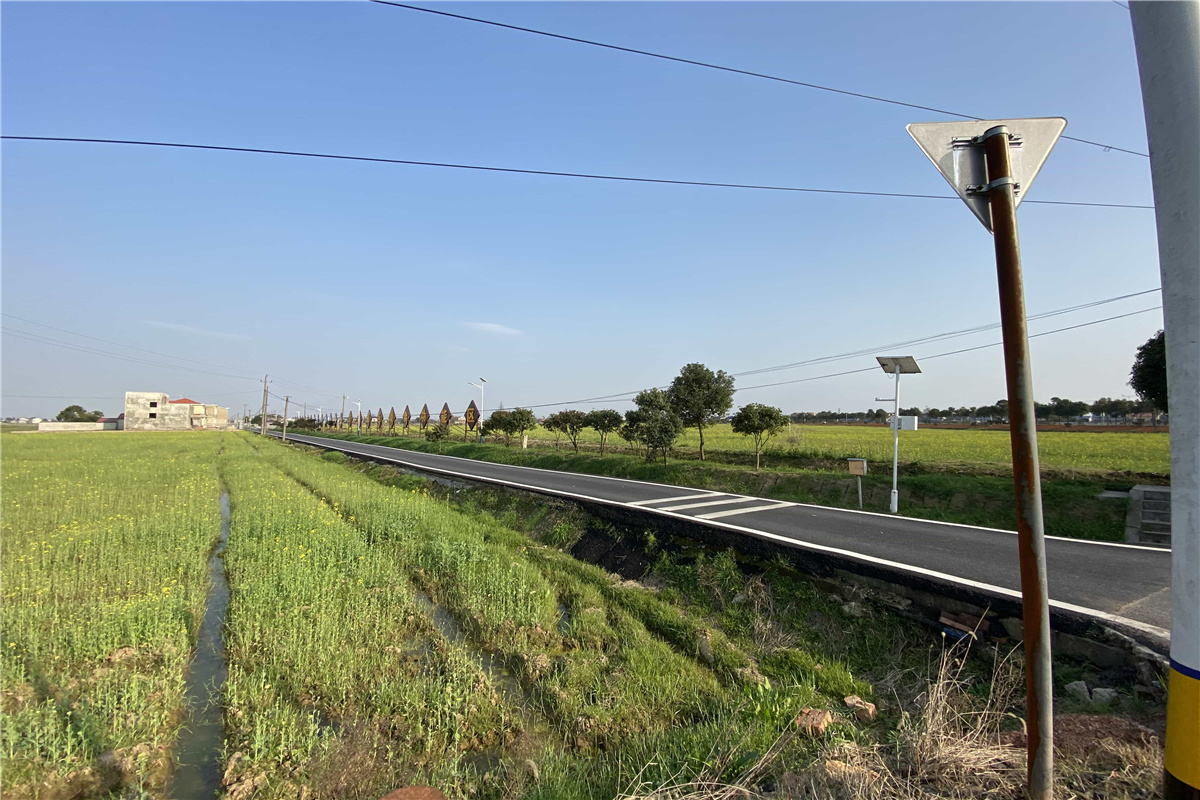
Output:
[
  {"left": 658, "top": 497, "right": 760, "bottom": 512},
  {"left": 282, "top": 433, "right": 1164, "bottom": 553},
  {"left": 628, "top": 492, "right": 721, "bottom": 506},
  {"left": 698, "top": 503, "right": 793, "bottom": 520},
  {"left": 273, "top": 434, "right": 1170, "bottom": 642}
]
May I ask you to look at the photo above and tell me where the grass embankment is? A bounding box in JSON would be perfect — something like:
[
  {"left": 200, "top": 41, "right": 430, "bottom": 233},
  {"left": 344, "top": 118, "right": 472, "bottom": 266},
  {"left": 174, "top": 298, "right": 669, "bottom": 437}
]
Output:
[
  {"left": 236, "top": 434, "right": 866, "bottom": 798},
  {"left": 298, "top": 432, "right": 1130, "bottom": 541},
  {"left": 1, "top": 432, "right": 226, "bottom": 797},
  {"left": 293, "top": 442, "right": 1164, "bottom": 799}
]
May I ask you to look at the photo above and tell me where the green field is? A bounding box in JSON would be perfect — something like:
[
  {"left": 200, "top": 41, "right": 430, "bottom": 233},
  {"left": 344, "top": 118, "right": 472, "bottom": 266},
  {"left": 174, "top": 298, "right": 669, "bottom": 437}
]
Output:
[
  {"left": 1, "top": 432, "right": 1162, "bottom": 799},
  {"left": 525, "top": 422, "right": 1171, "bottom": 476}
]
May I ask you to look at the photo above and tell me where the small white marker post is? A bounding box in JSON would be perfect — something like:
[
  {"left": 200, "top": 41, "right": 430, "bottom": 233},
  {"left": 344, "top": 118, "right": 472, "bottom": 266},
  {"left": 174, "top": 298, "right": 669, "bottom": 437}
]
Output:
[{"left": 848, "top": 458, "right": 867, "bottom": 509}]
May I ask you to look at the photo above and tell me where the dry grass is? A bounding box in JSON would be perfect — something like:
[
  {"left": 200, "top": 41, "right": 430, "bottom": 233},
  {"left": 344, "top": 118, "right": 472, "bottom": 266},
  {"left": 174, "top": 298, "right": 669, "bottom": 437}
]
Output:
[{"left": 614, "top": 639, "right": 1161, "bottom": 800}]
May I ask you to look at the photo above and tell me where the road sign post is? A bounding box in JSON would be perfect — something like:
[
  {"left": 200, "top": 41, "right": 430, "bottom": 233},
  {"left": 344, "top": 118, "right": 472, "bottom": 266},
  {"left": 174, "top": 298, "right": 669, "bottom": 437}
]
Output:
[
  {"left": 464, "top": 401, "right": 479, "bottom": 443},
  {"left": 908, "top": 117, "right": 1065, "bottom": 800}
]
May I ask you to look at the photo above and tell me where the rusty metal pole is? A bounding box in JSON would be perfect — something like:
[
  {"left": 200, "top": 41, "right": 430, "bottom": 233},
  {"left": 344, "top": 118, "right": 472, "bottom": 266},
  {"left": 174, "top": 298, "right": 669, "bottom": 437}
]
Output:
[{"left": 983, "top": 124, "right": 1054, "bottom": 800}]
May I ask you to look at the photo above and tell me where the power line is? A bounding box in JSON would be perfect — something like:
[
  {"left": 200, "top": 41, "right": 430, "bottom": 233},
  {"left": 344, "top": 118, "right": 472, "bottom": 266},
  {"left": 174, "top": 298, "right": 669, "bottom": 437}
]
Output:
[
  {"left": 511, "top": 302, "right": 1163, "bottom": 409},
  {"left": 1, "top": 312, "right": 263, "bottom": 379},
  {"left": 2, "top": 312, "right": 341, "bottom": 400},
  {"left": 1, "top": 327, "right": 262, "bottom": 381},
  {"left": 732, "top": 287, "right": 1161, "bottom": 378},
  {"left": 1, "top": 136, "right": 1154, "bottom": 210},
  {"left": 371, "top": 0, "right": 1150, "bottom": 158},
  {"left": 2, "top": 390, "right": 261, "bottom": 399},
  {"left": 734, "top": 306, "right": 1161, "bottom": 393}
]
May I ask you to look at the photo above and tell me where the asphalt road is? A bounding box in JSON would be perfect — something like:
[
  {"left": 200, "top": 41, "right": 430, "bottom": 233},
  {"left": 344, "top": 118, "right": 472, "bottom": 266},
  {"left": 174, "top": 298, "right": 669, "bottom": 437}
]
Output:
[{"left": 270, "top": 432, "right": 1171, "bottom": 641}]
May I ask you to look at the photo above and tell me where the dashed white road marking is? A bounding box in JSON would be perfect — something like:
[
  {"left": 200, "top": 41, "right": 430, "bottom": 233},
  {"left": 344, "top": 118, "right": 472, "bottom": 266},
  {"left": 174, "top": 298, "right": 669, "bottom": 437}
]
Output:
[
  {"left": 627, "top": 492, "right": 720, "bottom": 506},
  {"left": 657, "top": 496, "right": 759, "bottom": 512},
  {"left": 698, "top": 502, "right": 792, "bottom": 520}
]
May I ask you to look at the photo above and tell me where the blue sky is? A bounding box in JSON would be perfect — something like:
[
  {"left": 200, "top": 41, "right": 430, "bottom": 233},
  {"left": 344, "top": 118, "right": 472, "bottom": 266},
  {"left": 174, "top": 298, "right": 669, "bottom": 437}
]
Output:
[{"left": 2, "top": 1, "right": 1163, "bottom": 420}]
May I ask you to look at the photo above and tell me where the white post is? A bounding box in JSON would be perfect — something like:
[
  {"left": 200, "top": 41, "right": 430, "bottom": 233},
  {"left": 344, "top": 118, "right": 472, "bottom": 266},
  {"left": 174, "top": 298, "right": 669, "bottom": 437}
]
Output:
[
  {"left": 1130, "top": 3, "right": 1199, "bottom": 795},
  {"left": 890, "top": 369, "right": 901, "bottom": 513}
]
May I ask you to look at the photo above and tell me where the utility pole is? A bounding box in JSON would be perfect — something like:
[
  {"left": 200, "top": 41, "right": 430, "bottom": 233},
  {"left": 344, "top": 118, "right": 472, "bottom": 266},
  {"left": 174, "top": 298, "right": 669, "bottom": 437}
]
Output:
[
  {"left": 282, "top": 396, "right": 290, "bottom": 442},
  {"left": 260, "top": 375, "right": 269, "bottom": 435},
  {"left": 1130, "top": 3, "right": 1199, "bottom": 797},
  {"left": 341, "top": 394, "right": 347, "bottom": 430},
  {"left": 302, "top": 402, "right": 306, "bottom": 421}
]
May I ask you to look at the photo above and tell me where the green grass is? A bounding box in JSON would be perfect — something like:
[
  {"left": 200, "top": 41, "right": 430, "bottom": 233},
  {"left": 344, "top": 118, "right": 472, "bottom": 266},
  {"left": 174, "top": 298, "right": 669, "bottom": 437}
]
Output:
[
  {"left": 301, "top": 432, "right": 1131, "bottom": 541},
  {"left": 4, "top": 431, "right": 1161, "bottom": 799},
  {"left": 1, "top": 432, "right": 227, "bottom": 797},
  {"left": 337, "top": 420, "right": 1170, "bottom": 476}
]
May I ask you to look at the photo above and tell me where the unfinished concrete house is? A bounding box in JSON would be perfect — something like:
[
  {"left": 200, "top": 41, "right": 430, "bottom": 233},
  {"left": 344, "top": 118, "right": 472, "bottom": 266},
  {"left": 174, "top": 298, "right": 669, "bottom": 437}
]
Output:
[{"left": 123, "top": 392, "right": 229, "bottom": 431}]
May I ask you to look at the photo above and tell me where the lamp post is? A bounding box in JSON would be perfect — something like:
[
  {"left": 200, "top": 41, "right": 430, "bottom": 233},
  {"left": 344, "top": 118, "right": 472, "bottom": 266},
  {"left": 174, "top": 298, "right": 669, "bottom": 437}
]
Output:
[
  {"left": 468, "top": 378, "right": 486, "bottom": 443},
  {"left": 353, "top": 400, "right": 362, "bottom": 436},
  {"left": 875, "top": 356, "right": 921, "bottom": 514}
]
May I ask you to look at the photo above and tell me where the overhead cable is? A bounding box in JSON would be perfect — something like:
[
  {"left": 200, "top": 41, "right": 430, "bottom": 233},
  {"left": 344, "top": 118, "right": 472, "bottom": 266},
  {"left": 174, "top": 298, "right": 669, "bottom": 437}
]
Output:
[
  {"left": 1, "top": 136, "right": 1154, "bottom": 210},
  {"left": 732, "top": 287, "right": 1161, "bottom": 378},
  {"left": 1, "top": 328, "right": 262, "bottom": 381},
  {"left": 2, "top": 312, "right": 341, "bottom": 400},
  {"left": 2, "top": 312, "right": 263, "bottom": 379},
  {"left": 370, "top": 0, "right": 1150, "bottom": 158},
  {"left": 733, "top": 306, "right": 1162, "bottom": 392},
  {"left": 511, "top": 303, "right": 1163, "bottom": 409}
]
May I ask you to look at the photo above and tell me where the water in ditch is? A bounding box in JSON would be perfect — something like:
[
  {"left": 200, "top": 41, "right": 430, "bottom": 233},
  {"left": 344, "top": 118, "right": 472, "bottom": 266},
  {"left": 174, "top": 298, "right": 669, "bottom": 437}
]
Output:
[{"left": 167, "top": 492, "right": 231, "bottom": 800}]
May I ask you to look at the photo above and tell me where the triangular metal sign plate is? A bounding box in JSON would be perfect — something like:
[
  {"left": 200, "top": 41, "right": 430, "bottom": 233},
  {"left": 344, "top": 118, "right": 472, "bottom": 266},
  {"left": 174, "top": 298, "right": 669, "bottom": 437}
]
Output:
[{"left": 907, "top": 117, "right": 1066, "bottom": 232}]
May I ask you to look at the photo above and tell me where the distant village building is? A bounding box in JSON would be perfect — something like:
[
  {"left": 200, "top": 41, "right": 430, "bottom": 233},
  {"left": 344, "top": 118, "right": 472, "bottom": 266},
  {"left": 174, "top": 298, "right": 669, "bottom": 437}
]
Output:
[
  {"left": 123, "top": 392, "right": 230, "bottom": 431},
  {"left": 38, "top": 415, "right": 124, "bottom": 433}
]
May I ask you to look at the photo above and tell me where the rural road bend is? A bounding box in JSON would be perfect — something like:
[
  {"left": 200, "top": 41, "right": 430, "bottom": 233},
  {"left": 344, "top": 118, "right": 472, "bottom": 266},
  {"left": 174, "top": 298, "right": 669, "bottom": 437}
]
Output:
[{"left": 269, "top": 433, "right": 1171, "bottom": 641}]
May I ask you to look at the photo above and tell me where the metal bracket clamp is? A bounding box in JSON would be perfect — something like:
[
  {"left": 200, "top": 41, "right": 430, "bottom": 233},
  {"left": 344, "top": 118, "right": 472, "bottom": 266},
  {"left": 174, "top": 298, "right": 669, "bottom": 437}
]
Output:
[
  {"left": 966, "top": 176, "right": 1022, "bottom": 195},
  {"left": 951, "top": 133, "right": 1024, "bottom": 149}
]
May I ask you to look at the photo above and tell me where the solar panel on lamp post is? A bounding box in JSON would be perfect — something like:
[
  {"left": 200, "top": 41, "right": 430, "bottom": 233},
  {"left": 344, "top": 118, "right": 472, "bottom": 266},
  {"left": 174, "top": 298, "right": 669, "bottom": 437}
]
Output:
[
  {"left": 469, "top": 378, "right": 486, "bottom": 443},
  {"left": 875, "top": 356, "right": 922, "bottom": 513}
]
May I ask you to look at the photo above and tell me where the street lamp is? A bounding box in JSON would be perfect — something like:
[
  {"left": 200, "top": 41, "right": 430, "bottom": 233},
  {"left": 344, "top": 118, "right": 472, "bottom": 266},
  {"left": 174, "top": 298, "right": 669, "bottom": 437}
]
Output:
[
  {"left": 468, "top": 378, "right": 486, "bottom": 443},
  {"left": 353, "top": 399, "right": 362, "bottom": 435},
  {"left": 875, "top": 356, "right": 921, "bottom": 513}
]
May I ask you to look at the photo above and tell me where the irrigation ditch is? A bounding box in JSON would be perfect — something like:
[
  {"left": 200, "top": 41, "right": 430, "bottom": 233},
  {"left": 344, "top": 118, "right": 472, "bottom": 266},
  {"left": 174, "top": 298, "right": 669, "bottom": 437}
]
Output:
[{"left": 167, "top": 491, "right": 231, "bottom": 800}]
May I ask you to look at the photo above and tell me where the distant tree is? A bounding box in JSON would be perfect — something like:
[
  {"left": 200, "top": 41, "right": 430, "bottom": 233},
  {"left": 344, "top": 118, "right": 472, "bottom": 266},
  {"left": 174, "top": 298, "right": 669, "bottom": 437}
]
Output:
[
  {"left": 584, "top": 409, "right": 623, "bottom": 455},
  {"left": 1091, "top": 397, "right": 1136, "bottom": 419},
  {"left": 250, "top": 414, "right": 263, "bottom": 426},
  {"left": 482, "top": 410, "right": 514, "bottom": 445},
  {"left": 623, "top": 388, "right": 683, "bottom": 464},
  {"left": 541, "top": 412, "right": 567, "bottom": 447},
  {"left": 924, "top": 408, "right": 942, "bottom": 420},
  {"left": 731, "top": 403, "right": 788, "bottom": 471},
  {"left": 56, "top": 405, "right": 104, "bottom": 422},
  {"left": 1048, "top": 397, "right": 1089, "bottom": 419},
  {"left": 666, "top": 363, "right": 735, "bottom": 461},
  {"left": 900, "top": 407, "right": 921, "bottom": 418},
  {"left": 545, "top": 410, "right": 588, "bottom": 452},
  {"left": 507, "top": 408, "right": 539, "bottom": 445},
  {"left": 426, "top": 421, "right": 451, "bottom": 441},
  {"left": 1130, "top": 330, "right": 1168, "bottom": 413}
]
